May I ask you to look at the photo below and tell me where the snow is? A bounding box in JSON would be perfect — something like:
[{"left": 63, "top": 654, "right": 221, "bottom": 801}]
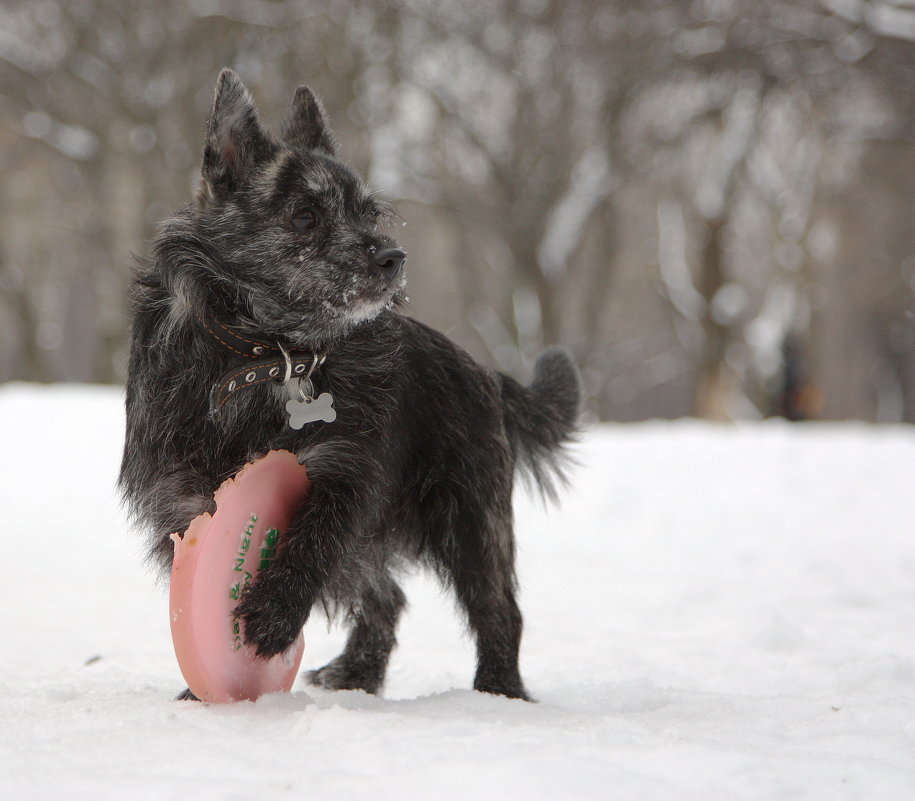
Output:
[{"left": 1, "top": 382, "right": 913, "bottom": 801}]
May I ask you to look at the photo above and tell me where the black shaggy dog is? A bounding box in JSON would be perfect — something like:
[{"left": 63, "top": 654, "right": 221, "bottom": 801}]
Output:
[{"left": 119, "top": 70, "right": 580, "bottom": 701}]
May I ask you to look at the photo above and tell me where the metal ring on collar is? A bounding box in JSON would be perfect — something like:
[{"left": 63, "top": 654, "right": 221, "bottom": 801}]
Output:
[
  {"left": 302, "top": 353, "right": 322, "bottom": 385},
  {"left": 276, "top": 340, "right": 293, "bottom": 385}
]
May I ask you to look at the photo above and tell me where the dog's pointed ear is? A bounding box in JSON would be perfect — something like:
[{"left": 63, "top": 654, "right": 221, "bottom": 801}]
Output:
[
  {"left": 201, "top": 69, "right": 272, "bottom": 198},
  {"left": 282, "top": 86, "right": 337, "bottom": 155}
]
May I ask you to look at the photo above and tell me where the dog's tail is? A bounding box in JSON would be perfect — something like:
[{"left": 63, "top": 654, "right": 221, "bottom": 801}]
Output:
[{"left": 499, "top": 347, "right": 582, "bottom": 501}]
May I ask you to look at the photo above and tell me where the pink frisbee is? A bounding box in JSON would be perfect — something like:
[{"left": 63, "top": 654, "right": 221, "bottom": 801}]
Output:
[{"left": 169, "top": 450, "right": 310, "bottom": 703}]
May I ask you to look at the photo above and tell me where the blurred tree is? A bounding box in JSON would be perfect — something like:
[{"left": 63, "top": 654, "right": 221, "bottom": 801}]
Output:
[{"left": 0, "top": 0, "right": 912, "bottom": 421}]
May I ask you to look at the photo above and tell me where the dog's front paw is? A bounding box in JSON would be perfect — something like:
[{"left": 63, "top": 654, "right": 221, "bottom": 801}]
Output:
[{"left": 234, "top": 581, "right": 304, "bottom": 659}]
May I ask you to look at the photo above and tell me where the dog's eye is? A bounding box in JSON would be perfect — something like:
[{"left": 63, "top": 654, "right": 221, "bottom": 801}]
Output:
[{"left": 290, "top": 209, "right": 319, "bottom": 233}]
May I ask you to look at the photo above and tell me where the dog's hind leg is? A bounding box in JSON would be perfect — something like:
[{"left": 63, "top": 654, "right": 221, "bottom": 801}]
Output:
[
  {"left": 458, "top": 573, "right": 530, "bottom": 701},
  {"left": 438, "top": 503, "right": 531, "bottom": 701},
  {"left": 307, "top": 573, "right": 406, "bottom": 695}
]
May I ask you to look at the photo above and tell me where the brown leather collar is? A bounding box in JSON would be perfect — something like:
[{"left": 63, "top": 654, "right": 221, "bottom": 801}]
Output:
[{"left": 198, "top": 315, "right": 325, "bottom": 412}]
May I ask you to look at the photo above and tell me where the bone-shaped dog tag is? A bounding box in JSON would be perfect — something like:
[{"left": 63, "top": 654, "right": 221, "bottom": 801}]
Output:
[{"left": 285, "top": 392, "right": 337, "bottom": 429}]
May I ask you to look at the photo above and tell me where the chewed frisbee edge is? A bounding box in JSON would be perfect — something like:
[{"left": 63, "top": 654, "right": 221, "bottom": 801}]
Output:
[{"left": 169, "top": 449, "right": 310, "bottom": 703}]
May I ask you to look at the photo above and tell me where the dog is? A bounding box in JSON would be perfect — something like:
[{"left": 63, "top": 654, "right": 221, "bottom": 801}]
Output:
[{"left": 118, "top": 69, "right": 581, "bottom": 701}]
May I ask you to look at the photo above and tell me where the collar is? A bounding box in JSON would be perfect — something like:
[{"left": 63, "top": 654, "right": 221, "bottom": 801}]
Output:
[{"left": 198, "top": 314, "right": 326, "bottom": 412}]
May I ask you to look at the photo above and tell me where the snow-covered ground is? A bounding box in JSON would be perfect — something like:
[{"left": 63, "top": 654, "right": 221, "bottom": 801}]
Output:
[{"left": 1, "top": 383, "right": 913, "bottom": 801}]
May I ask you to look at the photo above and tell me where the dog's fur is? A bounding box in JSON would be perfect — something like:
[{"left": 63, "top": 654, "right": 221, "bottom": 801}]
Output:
[{"left": 118, "top": 70, "right": 581, "bottom": 701}]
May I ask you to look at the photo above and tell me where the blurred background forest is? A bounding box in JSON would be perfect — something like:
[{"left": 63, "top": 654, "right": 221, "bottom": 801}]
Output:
[{"left": 1, "top": 0, "right": 913, "bottom": 422}]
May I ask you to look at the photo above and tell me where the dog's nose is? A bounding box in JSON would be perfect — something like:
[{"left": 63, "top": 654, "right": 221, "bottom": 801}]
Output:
[{"left": 373, "top": 247, "right": 406, "bottom": 276}]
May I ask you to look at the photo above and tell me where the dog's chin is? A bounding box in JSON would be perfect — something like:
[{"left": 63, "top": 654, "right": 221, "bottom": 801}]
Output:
[
  {"left": 332, "top": 279, "right": 405, "bottom": 326},
  {"left": 344, "top": 293, "right": 397, "bottom": 325},
  {"left": 275, "top": 287, "right": 402, "bottom": 349}
]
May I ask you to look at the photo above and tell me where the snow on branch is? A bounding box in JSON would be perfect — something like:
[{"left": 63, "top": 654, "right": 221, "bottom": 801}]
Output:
[
  {"left": 820, "top": 0, "right": 915, "bottom": 42},
  {"left": 537, "top": 148, "right": 615, "bottom": 280},
  {"left": 866, "top": 1, "right": 915, "bottom": 42},
  {"left": 657, "top": 199, "right": 706, "bottom": 321},
  {"left": 695, "top": 79, "right": 761, "bottom": 221}
]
